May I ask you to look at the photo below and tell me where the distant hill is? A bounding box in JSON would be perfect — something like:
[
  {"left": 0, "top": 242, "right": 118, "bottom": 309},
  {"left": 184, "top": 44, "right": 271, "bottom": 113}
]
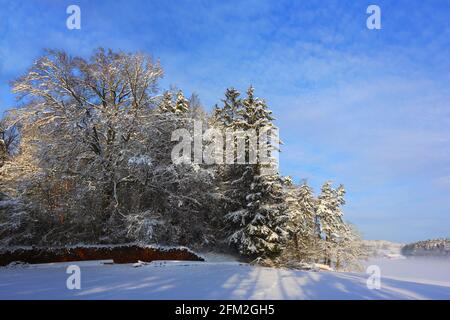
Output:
[
  {"left": 402, "top": 238, "right": 450, "bottom": 257},
  {"left": 362, "top": 240, "right": 404, "bottom": 258}
]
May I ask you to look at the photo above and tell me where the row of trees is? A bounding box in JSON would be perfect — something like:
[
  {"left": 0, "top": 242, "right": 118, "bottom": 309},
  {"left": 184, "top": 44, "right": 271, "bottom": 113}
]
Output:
[
  {"left": 402, "top": 238, "right": 450, "bottom": 257},
  {"left": 0, "top": 49, "right": 363, "bottom": 270}
]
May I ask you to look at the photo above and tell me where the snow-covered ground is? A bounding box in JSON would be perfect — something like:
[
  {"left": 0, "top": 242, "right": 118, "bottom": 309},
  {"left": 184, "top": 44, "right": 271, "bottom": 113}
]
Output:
[
  {"left": 1, "top": 257, "right": 449, "bottom": 299},
  {"left": 363, "top": 257, "right": 450, "bottom": 287}
]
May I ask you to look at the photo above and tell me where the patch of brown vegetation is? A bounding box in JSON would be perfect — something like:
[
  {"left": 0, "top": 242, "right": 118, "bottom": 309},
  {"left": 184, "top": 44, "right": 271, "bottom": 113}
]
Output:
[{"left": 0, "top": 245, "right": 204, "bottom": 266}]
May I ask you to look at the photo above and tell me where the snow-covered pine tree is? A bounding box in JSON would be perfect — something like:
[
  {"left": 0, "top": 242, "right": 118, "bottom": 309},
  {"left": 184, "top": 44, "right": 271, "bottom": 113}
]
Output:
[
  {"left": 292, "top": 181, "right": 319, "bottom": 259},
  {"left": 174, "top": 90, "right": 189, "bottom": 113},
  {"left": 278, "top": 177, "right": 301, "bottom": 262},
  {"left": 146, "top": 88, "right": 220, "bottom": 247},
  {"left": 316, "top": 181, "right": 354, "bottom": 266},
  {"left": 226, "top": 169, "right": 288, "bottom": 258},
  {"left": 212, "top": 88, "right": 242, "bottom": 128},
  {"left": 323, "top": 182, "right": 349, "bottom": 240},
  {"left": 210, "top": 88, "right": 249, "bottom": 247},
  {"left": 334, "top": 223, "right": 365, "bottom": 271},
  {"left": 238, "top": 86, "right": 275, "bottom": 131},
  {"left": 330, "top": 184, "right": 365, "bottom": 270},
  {"left": 317, "top": 181, "right": 337, "bottom": 240},
  {"left": 225, "top": 86, "right": 288, "bottom": 259},
  {"left": 274, "top": 178, "right": 323, "bottom": 267},
  {"left": 295, "top": 181, "right": 316, "bottom": 237},
  {"left": 159, "top": 91, "right": 175, "bottom": 113}
]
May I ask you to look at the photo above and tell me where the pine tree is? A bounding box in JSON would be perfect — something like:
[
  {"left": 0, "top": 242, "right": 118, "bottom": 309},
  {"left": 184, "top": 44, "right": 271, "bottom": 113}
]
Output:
[
  {"left": 212, "top": 88, "right": 242, "bottom": 128},
  {"left": 227, "top": 171, "right": 288, "bottom": 258},
  {"left": 159, "top": 91, "right": 174, "bottom": 113},
  {"left": 294, "top": 182, "right": 317, "bottom": 251},
  {"left": 296, "top": 181, "right": 316, "bottom": 235},
  {"left": 224, "top": 86, "right": 288, "bottom": 259},
  {"left": 316, "top": 181, "right": 354, "bottom": 266},
  {"left": 279, "top": 179, "right": 322, "bottom": 265},
  {"left": 239, "top": 86, "right": 275, "bottom": 130},
  {"left": 317, "top": 182, "right": 348, "bottom": 240},
  {"left": 174, "top": 90, "right": 189, "bottom": 113}
]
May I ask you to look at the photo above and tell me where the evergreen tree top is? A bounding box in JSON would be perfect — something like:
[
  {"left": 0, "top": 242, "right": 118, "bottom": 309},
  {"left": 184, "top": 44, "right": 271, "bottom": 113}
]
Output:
[
  {"left": 175, "top": 90, "right": 189, "bottom": 113},
  {"left": 158, "top": 90, "right": 174, "bottom": 113}
]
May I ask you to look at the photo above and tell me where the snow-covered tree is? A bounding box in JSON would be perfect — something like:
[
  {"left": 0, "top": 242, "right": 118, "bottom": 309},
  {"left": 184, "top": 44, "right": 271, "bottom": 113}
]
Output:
[
  {"left": 0, "top": 118, "right": 19, "bottom": 166},
  {"left": 188, "top": 93, "right": 208, "bottom": 121},
  {"left": 281, "top": 179, "right": 321, "bottom": 262},
  {"left": 333, "top": 223, "right": 365, "bottom": 271},
  {"left": 238, "top": 86, "right": 275, "bottom": 130},
  {"left": 221, "top": 87, "right": 288, "bottom": 259},
  {"left": 317, "top": 181, "right": 347, "bottom": 240},
  {"left": 2, "top": 49, "right": 220, "bottom": 246},
  {"left": 315, "top": 181, "right": 362, "bottom": 267},
  {"left": 226, "top": 171, "right": 288, "bottom": 258},
  {"left": 158, "top": 91, "right": 175, "bottom": 113},
  {"left": 294, "top": 181, "right": 317, "bottom": 238},
  {"left": 174, "top": 90, "right": 189, "bottom": 113},
  {"left": 212, "top": 88, "right": 242, "bottom": 128}
]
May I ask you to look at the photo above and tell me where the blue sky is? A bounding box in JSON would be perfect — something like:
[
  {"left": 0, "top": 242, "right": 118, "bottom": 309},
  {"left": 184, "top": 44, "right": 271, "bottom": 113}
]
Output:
[{"left": 0, "top": 0, "right": 449, "bottom": 242}]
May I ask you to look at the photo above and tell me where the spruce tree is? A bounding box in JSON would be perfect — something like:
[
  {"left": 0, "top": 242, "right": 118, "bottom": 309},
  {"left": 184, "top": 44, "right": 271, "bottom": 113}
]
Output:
[
  {"left": 294, "top": 182, "right": 317, "bottom": 248},
  {"left": 282, "top": 179, "right": 321, "bottom": 263},
  {"left": 159, "top": 91, "right": 174, "bottom": 113},
  {"left": 212, "top": 88, "right": 241, "bottom": 128},
  {"left": 211, "top": 87, "right": 246, "bottom": 207},
  {"left": 317, "top": 181, "right": 348, "bottom": 240},
  {"left": 316, "top": 181, "right": 352, "bottom": 266},
  {"left": 174, "top": 90, "right": 189, "bottom": 113},
  {"left": 224, "top": 86, "right": 288, "bottom": 259}
]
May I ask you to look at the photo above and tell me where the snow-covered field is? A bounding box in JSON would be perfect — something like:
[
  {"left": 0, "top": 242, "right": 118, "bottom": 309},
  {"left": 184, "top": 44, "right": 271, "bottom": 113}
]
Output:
[
  {"left": 1, "top": 256, "right": 450, "bottom": 300},
  {"left": 363, "top": 257, "right": 450, "bottom": 287}
]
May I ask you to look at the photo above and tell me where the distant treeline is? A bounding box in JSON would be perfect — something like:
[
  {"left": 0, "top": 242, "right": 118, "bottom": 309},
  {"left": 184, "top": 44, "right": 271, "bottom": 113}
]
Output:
[{"left": 402, "top": 238, "right": 450, "bottom": 257}]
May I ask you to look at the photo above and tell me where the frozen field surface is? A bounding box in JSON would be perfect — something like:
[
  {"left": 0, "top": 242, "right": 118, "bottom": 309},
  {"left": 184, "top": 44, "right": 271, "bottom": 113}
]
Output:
[
  {"left": 1, "top": 258, "right": 450, "bottom": 300},
  {"left": 363, "top": 257, "right": 450, "bottom": 287}
]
